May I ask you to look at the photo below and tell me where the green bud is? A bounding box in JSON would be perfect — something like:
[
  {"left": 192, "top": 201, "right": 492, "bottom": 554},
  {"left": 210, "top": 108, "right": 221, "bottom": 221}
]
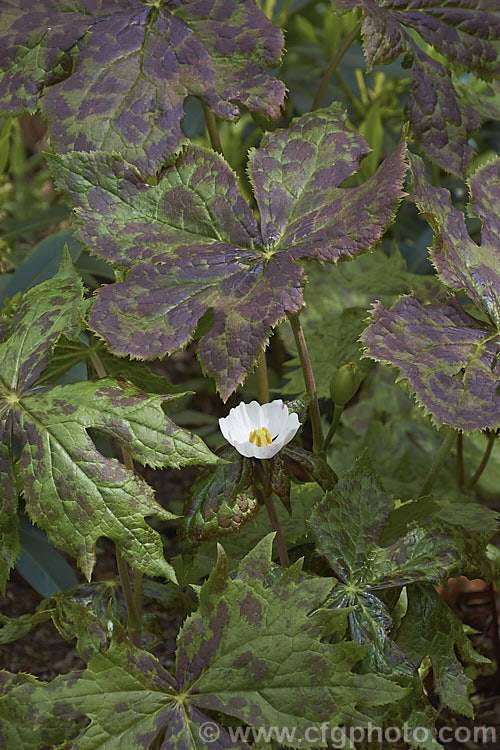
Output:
[{"left": 329, "top": 362, "right": 361, "bottom": 406}]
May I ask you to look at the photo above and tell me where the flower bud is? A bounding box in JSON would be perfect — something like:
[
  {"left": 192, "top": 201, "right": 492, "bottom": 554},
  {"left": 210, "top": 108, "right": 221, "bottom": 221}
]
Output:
[{"left": 329, "top": 362, "right": 361, "bottom": 406}]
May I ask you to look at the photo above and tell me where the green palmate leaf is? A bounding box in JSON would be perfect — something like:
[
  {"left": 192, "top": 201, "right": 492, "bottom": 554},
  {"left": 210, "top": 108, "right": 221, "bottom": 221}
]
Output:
[
  {"left": 13, "top": 537, "right": 406, "bottom": 749},
  {"left": 0, "top": 671, "right": 75, "bottom": 748},
  {"left": 396, "top": 584, "right": 490, "bottom": 717},
  {"left": 363, "top": 157, "right": 500, "bottom": 432},
  {"left": 333, "top": 0, "right": 500, "bottom": 173},
  {"left": 310, "top": 453, "right": 491, "bottom": 593},
  {"left": 0, "top": 250, "right": 84, "bottom": 591},
  {"left": 309, "top": 454, "right": 490, "bottom": 730},
  {"left": 0, "top": 0, "right": 285, "bottom": 173},
  {"left": 16, "top": 379, "right": 216, "bottom": 583},
  {"left": 49, "top": 106, "right": 407, "bottom": 399},
  {"left": 182, "top": 447, "right": 259, "bottom": 546},
  {"left": 0, "top": 258, "right": 217, "bottom": 590}
]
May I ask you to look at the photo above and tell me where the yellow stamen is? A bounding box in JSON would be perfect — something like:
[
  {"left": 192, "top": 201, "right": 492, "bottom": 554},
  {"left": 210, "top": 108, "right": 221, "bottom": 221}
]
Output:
[{"left": 248, "top": 426, "right": 272, "bottom": 447}]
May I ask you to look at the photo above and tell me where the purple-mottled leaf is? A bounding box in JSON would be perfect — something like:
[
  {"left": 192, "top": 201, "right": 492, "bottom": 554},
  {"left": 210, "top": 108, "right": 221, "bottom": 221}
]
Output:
[
  {"left": 0, "top": 0, "right": 285, "bottom": 173},
  {"left": 283, "top": 445, "right": 338, "bottom": 491},
  {"left": 310, "top": 454, "right": 490, "bottom": 720},
  {"left": 363, "top": 157, "right": 500, "bottom": 432},
  {"left": 0, "top": 250, "right": 84, "bottom": 592},
  {"left": 411, "top": 154, "right": 500, "bottom": 327},
  {"left": 397, "top": 584, "right": 489, "bottom": 717},
  {"left": 363, "top": 296, "right": 500, "bottom": 432},
  {"left": 182, "top": 447, "right": 259, "bottom": 546},
  {"left": 0, "top": 670, "right": 79, "bottom": 748},
  {"left": 407, "top": 51, "right": 479, "bottom": 175},
  {"left": 15, "top": 539, "right": 406, "bottom": 748},
  {"left": 333, "top": 0, "right": 500, "bottom": 173},
  {"left": 0, "top": 259, "right": 217, "bottom": 590},
  {"left": 49, "top": 107, "right": 407, "bottom": 399},
  {"left": 0, "top": 247, "right": 84, "bottom": 391}
]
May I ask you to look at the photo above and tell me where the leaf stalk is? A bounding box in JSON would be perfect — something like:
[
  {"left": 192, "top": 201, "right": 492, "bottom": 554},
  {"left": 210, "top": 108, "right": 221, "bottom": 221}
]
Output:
[
  {"left": 467, "top": 431, "right": 496, "bottom": 490},
  {"left": 418, "top": 429, "right": 456, "bottom": 498},
  {"left": 202, "top": 102, "right": 223, "bottom": 155},
  {"left": 311, "top": 21, "right": 362, "bottom": 111},
  {"left": 288, "top": 312, "right": 323, "bottom": 453},
  {"left": 322, "top": 404, "right": 344, "bottom": 453}
]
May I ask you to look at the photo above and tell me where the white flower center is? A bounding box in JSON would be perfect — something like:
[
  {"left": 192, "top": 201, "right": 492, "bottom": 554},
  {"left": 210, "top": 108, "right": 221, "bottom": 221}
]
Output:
[{"left": 248, "top": 426, "right": 272, "bottom": 446}]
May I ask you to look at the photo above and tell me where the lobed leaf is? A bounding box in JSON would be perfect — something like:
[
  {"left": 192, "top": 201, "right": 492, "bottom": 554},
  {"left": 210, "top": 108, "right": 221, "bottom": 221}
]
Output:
[
  {"left": 15, "top": 537, "right": 406, "bottom": 749},
  {"left": 182, "top": 447, "right": 259, "bottom": 546},
  {"left": 0, "top": 258, "right": 217, "bottom": 589},
  {"left": 309, "top": 454, "right": 490, "bottom": 734},
  {"left": 333, "top": 0, "right": 500, "bottom": 173},
  {"left": 363, "top": 296, "right": 500, "bottom": 432},
  {"left": 397, "top": 584, "right": 490, "bottom": 717},
  {"left": 0, "top": 0, "right": 285, "bottom": 173},
  {"left": 49, "top": 107, "right": 407, "bottom": 399},
  {"left": 363, "top": 157, "right": 500, "bottom": 432}
]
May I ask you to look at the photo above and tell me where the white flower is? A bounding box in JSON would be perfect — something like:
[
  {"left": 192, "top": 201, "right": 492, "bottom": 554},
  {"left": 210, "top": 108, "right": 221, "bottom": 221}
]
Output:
[{"left": 219, "top": 400, "right": 300, "bottom": 459}]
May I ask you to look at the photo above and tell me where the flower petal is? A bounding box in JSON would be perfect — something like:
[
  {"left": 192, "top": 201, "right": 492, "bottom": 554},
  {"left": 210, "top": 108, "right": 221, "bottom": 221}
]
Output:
[
  {"left": 232, "top": 440, "right": 261, "bottom": 458},
  {"left": 235, "top": 401, "right": 265, "bottom": 441},
  {"left": 219, "top": 400, "right": 301, "bottom": 459},
  {"left": 261, "top": 399, "right": 289, "bottom": 438}
]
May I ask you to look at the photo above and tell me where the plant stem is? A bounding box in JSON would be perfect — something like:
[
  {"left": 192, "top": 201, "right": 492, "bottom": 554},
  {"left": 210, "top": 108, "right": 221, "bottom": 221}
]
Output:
[
  {"left": 88, "top": 348, "right": 107, "bottom": 379},
  {"left": 456, "top": 432, "right": 464, "bottom": 489},
  {"left": 202, "top": 102, "right": 223, "bottom": 155},
  {"left": 88, "top": 347, "right": 143, "bottom": 646},
  {"left": 116, "top": 550, "right": 142, "bottom": 647},
  {"left": 263, "top": 492, "right": 289, "bottom": 567},
  {"left": 253, "top": 460, "right": 289, "bottom": 567},
  {"left": 255, "top": 349, "right": 270, "bottom": 404},
  {"left": 311, "top": 22, "right": 362, "bottom": 111},
  {"left": 467, "top": 431, "right": 496, "bottom": 490},
  {"left": 288, "top": 312, "right": 323, "bottom": 453},
  {"left": 418, "top": 429, "right": 456, "bottom": 498},
  {"left": 322, "top": 404, "right": 344, "bottom": 453},
  {"left": 488, "top": 584, "right": 500, "bottom": 693}
]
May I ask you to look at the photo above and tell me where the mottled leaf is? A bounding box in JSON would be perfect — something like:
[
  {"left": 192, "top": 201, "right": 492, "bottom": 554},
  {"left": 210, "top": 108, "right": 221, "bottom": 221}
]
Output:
[
  {"left": 363, "top": 296, "right": 500, "bottom": 432},
  {"left": 49, "top": 107, "right": 407, "bottom": 399},
  {"left": 18, "top": 538, "right": 406, "bottom": 749},
  {"left": 411, "top": 155, "right": 500, "bottom": 327},
  {"left": 0, "top": 251, "right": 84, "bottom": 591},
  {"left": 14, "top": 379, "right": 217, "bottom": 583},
  {"left": 0, "top": 0, "right": 285, "bottom": 172},
  {"left": 182, "top": 447, "right": 259, "bottom": 546},
  {"left": 396, "top": 584, "right": 490, "bottom": 717},
  {"left": 0, "top": 261, "right": 217, "bottom": 589},
  {"left": 333, "top": 0, "right": 500, "bottom": 172},
  {"left": 310, "top": 454, "right": 489, "bottom": 737},
  {"left": 0, "top": 671, "right": 77, "bottom": 748},
  {"left": 363, "top": 155, "right": 500, "bottom": 431},
  {"left": 283, "top": 445, "right": 338, "bottom": 491},
  {"left": 0, "top": 600, "right": 54, "bottom": 645},
  {"left": 181, "top": 482, "right": 324, "bottom": 584}
]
